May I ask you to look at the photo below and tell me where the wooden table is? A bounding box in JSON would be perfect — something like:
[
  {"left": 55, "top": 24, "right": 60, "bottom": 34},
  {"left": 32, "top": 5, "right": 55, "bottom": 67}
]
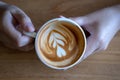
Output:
[{"left": 0, "top": 0, "right": 120, "bottom": 80}]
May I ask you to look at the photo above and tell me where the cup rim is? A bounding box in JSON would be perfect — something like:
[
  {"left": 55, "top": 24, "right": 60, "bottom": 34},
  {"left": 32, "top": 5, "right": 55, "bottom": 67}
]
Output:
[{"left": 35, "top": 17, "right": 87, "bottom": 70}]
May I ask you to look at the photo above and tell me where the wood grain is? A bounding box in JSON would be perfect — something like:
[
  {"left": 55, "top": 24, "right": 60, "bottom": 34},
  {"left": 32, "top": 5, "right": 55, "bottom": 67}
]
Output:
[{"left": 0, "top": 0, "right": 120, "bottom": 80}]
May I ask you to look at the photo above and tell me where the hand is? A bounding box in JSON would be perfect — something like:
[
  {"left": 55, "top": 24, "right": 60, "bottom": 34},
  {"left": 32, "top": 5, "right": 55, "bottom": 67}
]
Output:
[
  {"left": 71, "top": 5, "right": 120, "bottom": 59},
  {"left": 0, "top": 2, "right": 35, "bottom": 51}
]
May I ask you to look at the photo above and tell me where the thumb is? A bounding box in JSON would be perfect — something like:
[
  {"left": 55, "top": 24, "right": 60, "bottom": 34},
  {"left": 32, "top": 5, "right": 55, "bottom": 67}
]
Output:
[
  {"left": 82, "top": 35, "right": 99, "bottom": 60},
  {"left": 10, "top": 6, "right": 35, "bottom": 32},
  {"left": 69, "top": 15, "right": 95, "bottom": 26},
  {"left": 69, "top": 16, "right": 87, "bottom": 26},
  {"left": 60, "top": 15, "right": 91, "bottom": 26}
]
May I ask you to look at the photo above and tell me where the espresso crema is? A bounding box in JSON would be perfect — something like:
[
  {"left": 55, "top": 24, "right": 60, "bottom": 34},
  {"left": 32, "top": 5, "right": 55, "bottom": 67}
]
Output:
[{"left": 36, "top": 20, "right": 85, "bottom": 67}]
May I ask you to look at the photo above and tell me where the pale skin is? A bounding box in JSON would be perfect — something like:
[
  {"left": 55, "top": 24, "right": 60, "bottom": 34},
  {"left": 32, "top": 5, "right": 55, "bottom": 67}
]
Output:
[
  {"left": 0, "top": 1, "right": 120, "bottom": 60},
  {"left": 0, "top": 1, "right": 35, "bottom": 51},
  {"left": 70, "top": 5, "right": 120, "bottom": 59}
]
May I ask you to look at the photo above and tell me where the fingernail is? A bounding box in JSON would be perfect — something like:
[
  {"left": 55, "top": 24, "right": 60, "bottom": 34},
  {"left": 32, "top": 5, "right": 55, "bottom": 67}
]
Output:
[
  {"left": 59, "top": 15, "right": 66, "bottom": 18},
  {"left": 25, "top": 23, "right": 35, "bottom": 32}
]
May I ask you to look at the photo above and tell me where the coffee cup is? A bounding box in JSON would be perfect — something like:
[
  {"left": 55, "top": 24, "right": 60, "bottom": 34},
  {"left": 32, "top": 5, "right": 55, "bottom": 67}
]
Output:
[{"left": 24, "top": 17, "right": 86, "bottom": 70}]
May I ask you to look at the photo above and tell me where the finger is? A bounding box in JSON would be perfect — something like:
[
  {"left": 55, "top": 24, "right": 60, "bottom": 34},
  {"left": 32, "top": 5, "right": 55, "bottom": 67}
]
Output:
[
  {"left": 3, "top": 41, "right": 34, "bottom": 51},
  {"left": 1, "top": 33, "right": 34, "bottom": 51},
  {"left": 69, "top": 16, "right": 88, "bottom": 26},
  {"left": 3, "top": 11, "right": 21, "bottom": 41},
  {"left": 69, "top": 15, "right": 95, "bottom": 26},
  {"left": 10, "top": 6, "right": 35, "bottom": 32},
  {"left": 17, "top": 43, "right": 34, "bottom": 51},
  {"left": 83, "top": 35, "right": 99, "bottom": 60},
  {"left": 59, "top": 15, "right": 66, "bottom": 18},
  {"left": 3, "top": 11, "right": 33, "bottom": 47},
  {"left": 61, "top": 15, "right": 90, "bottom": 27}
]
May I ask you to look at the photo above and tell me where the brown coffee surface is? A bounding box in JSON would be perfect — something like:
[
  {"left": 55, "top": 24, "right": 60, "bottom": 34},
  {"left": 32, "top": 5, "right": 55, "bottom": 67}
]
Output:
[{"left": 37, "top": 20, "right": 85, "bottom": 67}]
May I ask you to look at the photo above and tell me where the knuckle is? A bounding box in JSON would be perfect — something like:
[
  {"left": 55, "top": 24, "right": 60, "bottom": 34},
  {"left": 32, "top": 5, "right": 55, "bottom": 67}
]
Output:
[
  {"left": 98, "top": 37, "right": 108, "bottom": 51},
  {"left": 15, "top": 38, "right": 24, "bottom": 47},
  {"left": 15, "top": 36, "right": 32, "bottom": 48},
  {"left": 23, "top": 16, "right": 31, "bottom": 23},
  {"left": 6, "top": 5, "right": 16, "bottom": 11},
  {"left": 15, "top": 40, "right": 22, "bottom": 47}
]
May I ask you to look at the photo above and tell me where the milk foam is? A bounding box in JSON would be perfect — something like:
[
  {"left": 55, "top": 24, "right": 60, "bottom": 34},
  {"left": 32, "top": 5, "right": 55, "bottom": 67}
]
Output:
[{"left": 37, "top": 20, "right": 84, "bottom": 67}]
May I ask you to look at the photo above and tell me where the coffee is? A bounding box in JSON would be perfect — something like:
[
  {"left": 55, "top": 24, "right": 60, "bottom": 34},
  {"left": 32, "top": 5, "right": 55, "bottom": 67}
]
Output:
[{"left": 35, "top": 18, "right": 86, "bottom": 69}]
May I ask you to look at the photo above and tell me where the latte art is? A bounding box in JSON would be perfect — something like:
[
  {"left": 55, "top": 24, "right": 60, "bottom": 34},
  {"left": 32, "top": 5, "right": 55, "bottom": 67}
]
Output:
[
  {"left": 41, "top": 21, "right": 78, "bottom": 60},
  {"left": 37, "top": 20, "right": 85, "bottom": 67},
  {"left": 48, "top": 30, "right": 71, "bottom": 58}
]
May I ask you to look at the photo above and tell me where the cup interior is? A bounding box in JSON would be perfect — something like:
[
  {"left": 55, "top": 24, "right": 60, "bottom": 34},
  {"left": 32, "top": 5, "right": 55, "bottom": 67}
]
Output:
[{"left": 35, "top": 17, "right": 86, "bottom": 70}]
